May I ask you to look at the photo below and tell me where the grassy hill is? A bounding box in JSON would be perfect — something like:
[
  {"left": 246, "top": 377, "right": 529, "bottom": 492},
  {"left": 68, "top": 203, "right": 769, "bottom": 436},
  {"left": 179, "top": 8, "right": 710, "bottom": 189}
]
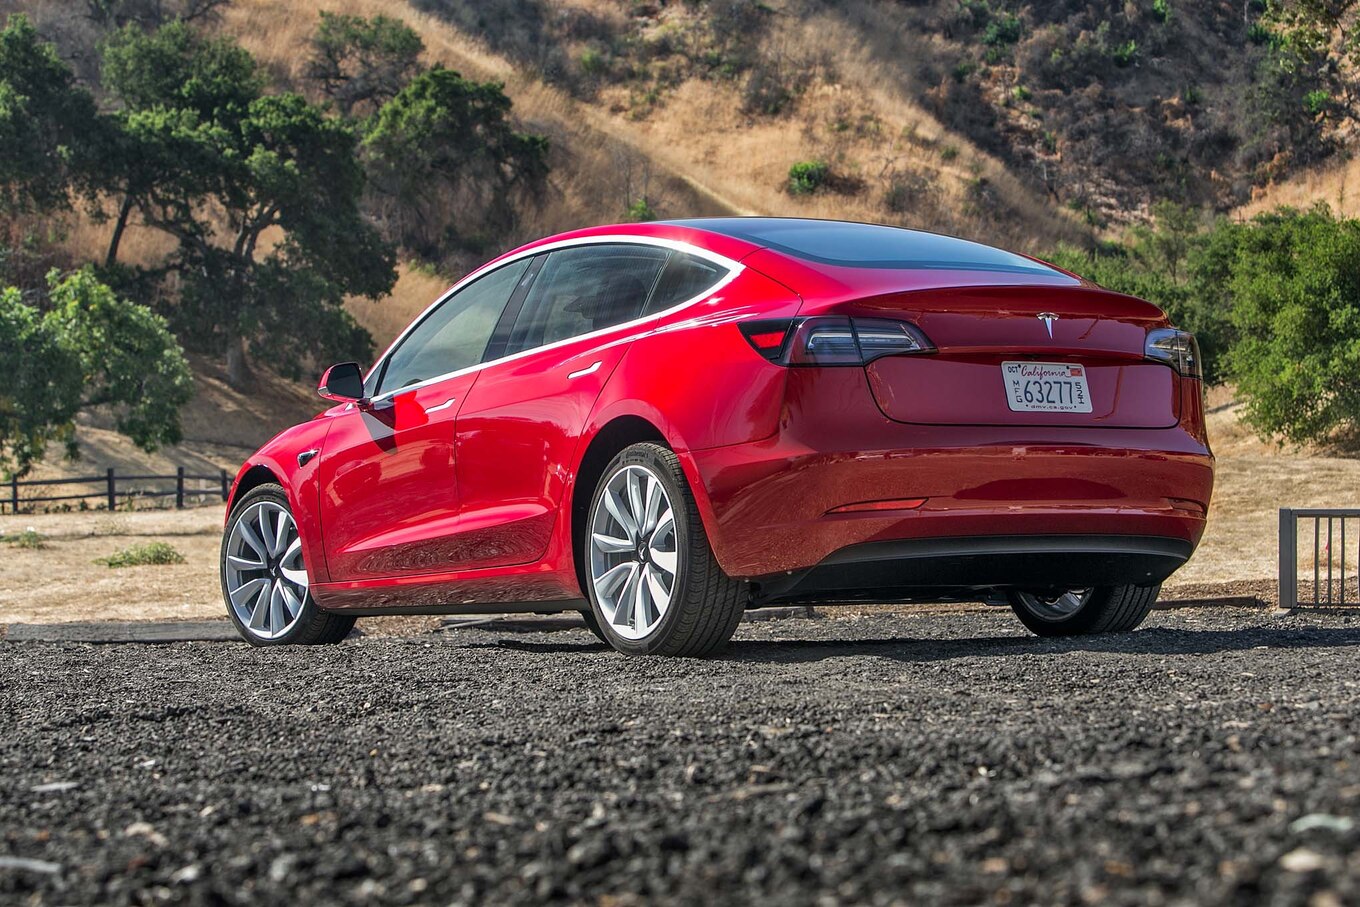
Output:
[{"left": 6, "top": 0, "right": 1354, "bottom": 484}]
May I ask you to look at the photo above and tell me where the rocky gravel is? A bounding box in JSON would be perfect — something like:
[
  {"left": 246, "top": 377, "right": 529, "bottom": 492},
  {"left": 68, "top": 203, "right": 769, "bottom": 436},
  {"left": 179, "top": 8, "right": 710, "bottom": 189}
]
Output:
[{"left": 3, "top": 606, "right": 1360, "bottom": 905}]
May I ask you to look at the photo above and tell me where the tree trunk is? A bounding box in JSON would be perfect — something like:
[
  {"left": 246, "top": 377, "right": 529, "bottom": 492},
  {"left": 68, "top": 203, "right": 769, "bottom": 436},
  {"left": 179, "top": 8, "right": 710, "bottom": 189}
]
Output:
[
  {"left": 105, "top": 194, "right": 134, "bottom": 268},
  {"left": 225, "top": 332, "right": 253, "bottom": 391}
]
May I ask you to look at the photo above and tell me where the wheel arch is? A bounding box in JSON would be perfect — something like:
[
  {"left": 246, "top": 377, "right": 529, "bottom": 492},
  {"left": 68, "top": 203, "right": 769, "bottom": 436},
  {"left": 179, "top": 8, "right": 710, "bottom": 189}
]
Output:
[
  {"left": 226, "top": 463, "right": 282, "bottom": 517},
  {"left": 570, "top": 416, "right": 670, "bottom": 595}
]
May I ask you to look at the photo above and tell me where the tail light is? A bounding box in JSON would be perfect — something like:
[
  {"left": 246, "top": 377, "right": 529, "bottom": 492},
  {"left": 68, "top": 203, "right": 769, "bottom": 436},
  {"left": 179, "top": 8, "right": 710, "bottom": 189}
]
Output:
[
  {"left": 1145, "top": 329, "right": 1202, "bottom": 379},
  {"left": 739, "top": 317, "right": 933, "bottom": 366}
]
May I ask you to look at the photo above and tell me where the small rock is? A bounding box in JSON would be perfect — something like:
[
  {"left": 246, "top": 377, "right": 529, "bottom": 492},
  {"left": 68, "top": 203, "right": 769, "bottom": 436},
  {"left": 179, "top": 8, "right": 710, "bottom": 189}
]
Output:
[
  {"left": 1280, "top": 848, "right": 1325, "bottom": 873},
  {"left": 30, "top": 781, "right": 78, "bottom": 793},
  {"left": 1290, "top": 814, "right": 1354, "bottom": 834},
  {"left": 0, "top": 856, "right": 61, "bottom": 874}
]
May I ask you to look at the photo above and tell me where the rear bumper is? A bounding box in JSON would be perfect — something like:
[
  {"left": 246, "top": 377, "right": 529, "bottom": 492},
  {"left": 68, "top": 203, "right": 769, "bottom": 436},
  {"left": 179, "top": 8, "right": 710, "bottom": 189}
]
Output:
[
  {"left": 680, "top": 369, "right": 1213, "bottom": 584},
  {"left": 753, "top": 534, "right": 1193, "bottom": 604}
]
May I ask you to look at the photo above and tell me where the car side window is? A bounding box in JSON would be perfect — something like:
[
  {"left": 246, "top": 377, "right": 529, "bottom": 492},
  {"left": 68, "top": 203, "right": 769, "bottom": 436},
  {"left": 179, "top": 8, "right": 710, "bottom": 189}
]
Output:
[
  {"left": 503, "top": 244, "right": 670, "bottom": 356},
  {"left": 645, "top": 252, "right": 728, "bottom": 314},
  {"left": 376, "top": 258, "right": 531, "bottom": 395}
]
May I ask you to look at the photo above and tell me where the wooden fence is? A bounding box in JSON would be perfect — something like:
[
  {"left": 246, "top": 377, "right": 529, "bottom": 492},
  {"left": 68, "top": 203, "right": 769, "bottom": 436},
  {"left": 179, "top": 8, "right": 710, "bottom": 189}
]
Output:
[{"left": 2, "top": 468, "right": 230, "bottom": 514}]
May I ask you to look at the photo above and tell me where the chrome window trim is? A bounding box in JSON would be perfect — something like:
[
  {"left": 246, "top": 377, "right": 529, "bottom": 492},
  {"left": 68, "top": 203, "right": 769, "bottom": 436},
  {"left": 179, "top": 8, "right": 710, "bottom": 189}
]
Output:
[{"left": 362, "top": 235, "right": 745, "bottom": 403}]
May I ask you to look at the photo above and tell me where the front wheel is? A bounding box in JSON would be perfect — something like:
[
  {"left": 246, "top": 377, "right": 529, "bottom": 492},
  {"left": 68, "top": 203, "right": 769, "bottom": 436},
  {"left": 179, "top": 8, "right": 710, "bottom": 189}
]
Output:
[
  {"left": 1007, "top": 584, "right": 1160, "bottom": 637},
  {"left": 584, "top": 443, "right": 747, "bottom": 656},
  {"left": 221, "top": 483, "right": 355, "bottom": 646}
]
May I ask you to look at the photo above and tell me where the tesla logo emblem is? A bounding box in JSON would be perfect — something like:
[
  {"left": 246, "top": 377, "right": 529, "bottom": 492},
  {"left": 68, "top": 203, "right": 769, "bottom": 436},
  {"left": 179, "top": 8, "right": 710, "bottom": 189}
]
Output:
[{"left": 1037, "top": 312, "right": 1059, "bottom": 338}]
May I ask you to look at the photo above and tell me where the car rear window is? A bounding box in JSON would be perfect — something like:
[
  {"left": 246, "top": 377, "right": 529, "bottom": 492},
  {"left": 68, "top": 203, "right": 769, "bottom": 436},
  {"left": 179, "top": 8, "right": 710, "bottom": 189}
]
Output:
[{"left": 671, "top": 218, "right": 1059, "bottom": 275}]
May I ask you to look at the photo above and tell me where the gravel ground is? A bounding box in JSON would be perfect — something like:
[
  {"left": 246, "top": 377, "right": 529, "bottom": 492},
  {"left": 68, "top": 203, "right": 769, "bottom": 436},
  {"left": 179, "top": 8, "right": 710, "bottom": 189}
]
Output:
[{"left": 3, "top": 606, "right": 1360, "bottom": 906}]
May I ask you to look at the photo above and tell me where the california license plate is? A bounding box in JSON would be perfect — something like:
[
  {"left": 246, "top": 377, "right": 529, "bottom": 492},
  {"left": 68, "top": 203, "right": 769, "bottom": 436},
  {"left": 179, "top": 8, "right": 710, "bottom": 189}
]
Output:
[{"left": 1002, "top": 361, "right": 1092, "bottom": 413}]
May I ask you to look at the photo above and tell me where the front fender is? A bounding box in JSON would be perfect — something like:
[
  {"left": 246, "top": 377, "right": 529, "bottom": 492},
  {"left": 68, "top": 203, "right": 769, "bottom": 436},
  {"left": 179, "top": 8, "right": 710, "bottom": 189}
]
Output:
[{"left": 226, "top": 416, "right": 334, "bottom": 584}]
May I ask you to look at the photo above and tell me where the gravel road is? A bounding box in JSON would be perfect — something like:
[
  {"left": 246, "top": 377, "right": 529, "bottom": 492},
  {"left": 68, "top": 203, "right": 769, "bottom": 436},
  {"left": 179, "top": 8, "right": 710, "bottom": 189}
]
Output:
[{"left": 3, "top": 606, "right": 1360, "bottom": 905}]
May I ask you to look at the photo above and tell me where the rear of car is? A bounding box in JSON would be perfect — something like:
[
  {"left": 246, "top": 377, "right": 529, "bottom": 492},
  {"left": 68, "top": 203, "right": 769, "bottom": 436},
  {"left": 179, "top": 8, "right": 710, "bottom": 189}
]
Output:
[{"left": 672, "top": 219, "right": 1214, "bottom": 606}]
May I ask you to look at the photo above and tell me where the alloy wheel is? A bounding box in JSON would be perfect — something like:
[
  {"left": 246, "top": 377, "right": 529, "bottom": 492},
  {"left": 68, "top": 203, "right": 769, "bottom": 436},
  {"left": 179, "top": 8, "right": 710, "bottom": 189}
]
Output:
[
  {"left": 589, "top": 464, "right": 679, "bottom": 640},
  {"left": 224, "top": 501, "right": 309, "bottom": 640},
  {"left": 1013, "top": 588, "right": 1092, "bottom": 620}
]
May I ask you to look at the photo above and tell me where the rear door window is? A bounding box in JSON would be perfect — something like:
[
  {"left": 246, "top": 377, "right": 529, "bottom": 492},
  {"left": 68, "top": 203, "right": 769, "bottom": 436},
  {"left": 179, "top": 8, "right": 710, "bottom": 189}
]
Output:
[{"left": 502, "top": 244, "right": 670, "bottom": 356}]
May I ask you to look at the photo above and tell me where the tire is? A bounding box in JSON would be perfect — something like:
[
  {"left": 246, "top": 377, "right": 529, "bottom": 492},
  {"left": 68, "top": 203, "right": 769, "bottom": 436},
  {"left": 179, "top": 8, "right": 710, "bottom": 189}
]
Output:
[
  {"left": 220, "top": 483, "right": 355, "bottom": 646},
  {"left": 1007, "top": 583, "right": 1161, "bottom": 637},
  {"left": 582, "top": 443, "right": 747, "bottom": 656}
]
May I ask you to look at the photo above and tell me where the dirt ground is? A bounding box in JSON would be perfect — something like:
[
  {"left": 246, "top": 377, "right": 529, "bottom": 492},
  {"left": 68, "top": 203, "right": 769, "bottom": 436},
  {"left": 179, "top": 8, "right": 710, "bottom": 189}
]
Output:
[{"left": 3, "top": 449, "right": 1354, "bottom": 626}]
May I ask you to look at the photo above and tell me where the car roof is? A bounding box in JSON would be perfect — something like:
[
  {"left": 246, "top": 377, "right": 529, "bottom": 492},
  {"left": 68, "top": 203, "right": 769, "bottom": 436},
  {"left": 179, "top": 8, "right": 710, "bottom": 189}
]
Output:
[{"left": 661, "top": 217, "right": 1060, "bottom": 276}]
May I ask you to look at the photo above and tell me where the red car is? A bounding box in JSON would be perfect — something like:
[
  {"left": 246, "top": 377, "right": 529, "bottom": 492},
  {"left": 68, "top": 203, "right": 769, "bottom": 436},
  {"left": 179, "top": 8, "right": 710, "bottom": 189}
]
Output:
[{"left": 220, "top": 218, "right": 1214, "bottom": 654}]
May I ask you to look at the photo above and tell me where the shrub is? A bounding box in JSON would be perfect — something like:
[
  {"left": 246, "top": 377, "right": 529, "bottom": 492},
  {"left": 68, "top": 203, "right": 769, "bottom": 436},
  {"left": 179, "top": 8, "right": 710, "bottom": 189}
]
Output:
[
  {"left": 1111, "top": 39, "right": 1139, "bottom": 67},
  {"left": 940, "top": 144, "right": 960, "bottom": 162},
  {"left": 983, "top": 14, "right": 1023, "bottom": 47},
  {"left": 1304, "top": 89, "right": 1331, "bottom": 116},
  {"left": 98, "top": 541, "right": 186, "bottom": 567},
  {"left": 1224, "top": 206, "right": 1360, "bottom": 443},
  {"left": 787, "top": 160, "right": 829, "bottom": 195},
  {"left": 1011, "top": 84, "right": 1032, "bottom": 101},
  {"left": 883, "top": 171, "right": 932, "bottom": 213},
  {"left": 1152, "top": 0, "right": 1172, "bottom": 23},
  {"left": 626, "top": 197, "right": 657, "bottom": 221},
  {"left": 3, "top": 527, "right": 46, "bottom": 549},
  {"left": 579, "top": 48, "right": 607, "bottom": 77}
]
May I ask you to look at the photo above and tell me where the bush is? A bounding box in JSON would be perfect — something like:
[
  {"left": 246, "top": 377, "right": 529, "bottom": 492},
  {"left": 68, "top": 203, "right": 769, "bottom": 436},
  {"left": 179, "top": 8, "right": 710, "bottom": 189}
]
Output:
[
  {"left": 3, "top": 527, "right": 45, "bottom": 549},
  {"left": 98, "top": 541, "right": 186, "bottom": 567},
  {"left": 1224, "top": 206, "right": 1360, "bottom": 443},
  {"left": 983, "top": 14, "right": 1023, "bottom": 47},
  {"left": 626, "top": 197, "right": 657, "bottom": 221},
  {"left": 1152, "top": 0, "right": 1172, "bottom": 23},
  {"left": 1111, "top": 39, "right": 1139, "bottom": 67},
  {"left": 787, "top": 160, "right": 829, "bottom": 195}
]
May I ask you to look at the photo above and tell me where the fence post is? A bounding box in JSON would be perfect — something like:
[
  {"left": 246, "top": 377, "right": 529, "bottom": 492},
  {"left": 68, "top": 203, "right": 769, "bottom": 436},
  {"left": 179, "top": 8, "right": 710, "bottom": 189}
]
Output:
[
  {"left": 220, "top": 469, "right": 229, "bottom": 504},
  {"left": 106, "top": 468, "right": 116, "bottom": 512},
  {"left": 175, "top": 466, "right": 185, "bottom": 509},
  {"left": 8, "top": 475, "right": 16, "bottom": 515},
  {"left": 1279, "top": 508, "right": 1298, "bottom": 610}
]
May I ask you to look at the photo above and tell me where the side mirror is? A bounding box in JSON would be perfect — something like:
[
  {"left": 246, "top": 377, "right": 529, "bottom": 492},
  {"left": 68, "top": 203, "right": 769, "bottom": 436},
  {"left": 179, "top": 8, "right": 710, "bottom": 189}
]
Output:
[{"left": 318, "top": 362, "right": 365, "bottom": 403}]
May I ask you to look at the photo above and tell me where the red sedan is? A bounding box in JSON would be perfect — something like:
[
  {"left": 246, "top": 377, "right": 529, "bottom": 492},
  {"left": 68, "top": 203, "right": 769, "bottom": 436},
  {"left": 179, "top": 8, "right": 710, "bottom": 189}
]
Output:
[{"left": 220, "top": 218, "right": 1214, "bottom": 654}]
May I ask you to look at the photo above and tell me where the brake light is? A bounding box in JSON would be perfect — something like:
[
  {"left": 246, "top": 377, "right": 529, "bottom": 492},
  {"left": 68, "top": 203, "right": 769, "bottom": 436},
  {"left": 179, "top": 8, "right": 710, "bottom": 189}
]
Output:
[
  {"left": 1145, "top": 329, "right": 1202, "bottom": 379},
  {"left": 740, "top": 317, "right": 933, "bottom": 366}
]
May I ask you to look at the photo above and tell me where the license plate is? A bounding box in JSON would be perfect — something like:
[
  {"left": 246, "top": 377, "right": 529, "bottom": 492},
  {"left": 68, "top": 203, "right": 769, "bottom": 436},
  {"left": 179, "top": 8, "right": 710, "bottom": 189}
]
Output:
[{"left": 1002, "top": 361, "right": 1092, "bottom": 413}]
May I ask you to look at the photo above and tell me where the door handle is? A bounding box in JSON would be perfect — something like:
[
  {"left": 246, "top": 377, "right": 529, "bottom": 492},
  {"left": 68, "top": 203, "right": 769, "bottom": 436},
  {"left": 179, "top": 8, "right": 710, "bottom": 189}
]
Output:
[
  {"left": 568, "top": 361, "right": 602, "bottom": 379},
  {"left": 426, "top": 398, "right": 456, "bottom": 413}
]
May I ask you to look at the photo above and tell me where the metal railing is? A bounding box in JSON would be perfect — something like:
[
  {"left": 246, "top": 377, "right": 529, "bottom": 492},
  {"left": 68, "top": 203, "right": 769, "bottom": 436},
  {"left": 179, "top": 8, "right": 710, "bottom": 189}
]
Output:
[
  {"left": 2, "top": 467, "right": 230, "bottom": 514},
  {"left": 1279, "top": 508, "right": 1360, "bottom": 609}
]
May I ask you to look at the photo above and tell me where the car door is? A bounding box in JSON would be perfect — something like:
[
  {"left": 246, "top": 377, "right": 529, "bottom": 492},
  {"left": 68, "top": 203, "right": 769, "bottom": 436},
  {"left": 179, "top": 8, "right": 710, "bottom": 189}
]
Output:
[
  {"left": 317, "top": 258, "right": 534, "bottom": 581},
  {"left": 450, "top": 243, "right": 673, "bottom": 570}
]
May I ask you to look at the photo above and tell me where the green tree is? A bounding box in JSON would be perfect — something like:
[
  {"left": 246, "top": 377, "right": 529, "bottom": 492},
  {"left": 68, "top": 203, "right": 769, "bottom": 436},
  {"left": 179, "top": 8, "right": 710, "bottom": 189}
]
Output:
[
  {"left": 362, "top": 66, "right": 548, "bottom": 261},
  {"left": 1225, "top": 205, "right": 1360, "bottom": 444},
  {"left": 0, "top": 268, "right": 192, "bottom": 479},
  {"left": 0, "top": 15, "right": 101, "bottom": 214},
  {"left": 98, "top": 24, "right": 395, "bottom": 387},
  {"left": 98, "top": 20, "right": 262, "bottom": 268},
  {"left": 305, "top": 12, "right": 424, "bottom": 118}
]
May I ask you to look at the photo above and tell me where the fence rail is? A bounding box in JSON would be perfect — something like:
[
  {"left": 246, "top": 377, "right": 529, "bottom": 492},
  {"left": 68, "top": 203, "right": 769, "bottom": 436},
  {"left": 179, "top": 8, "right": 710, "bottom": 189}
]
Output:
[
  {"left": 2, "top": 467, "right": 230, "bottom": 514},
  {"left": 1279, "top": 508, "right": 1360, "bottom": 609}
]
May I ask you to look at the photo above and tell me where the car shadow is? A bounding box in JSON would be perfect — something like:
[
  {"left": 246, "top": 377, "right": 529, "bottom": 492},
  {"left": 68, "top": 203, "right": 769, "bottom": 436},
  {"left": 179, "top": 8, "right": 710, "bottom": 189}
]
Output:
[{"left": 458, "top": 624, "right": 1360, "bottom": 664}]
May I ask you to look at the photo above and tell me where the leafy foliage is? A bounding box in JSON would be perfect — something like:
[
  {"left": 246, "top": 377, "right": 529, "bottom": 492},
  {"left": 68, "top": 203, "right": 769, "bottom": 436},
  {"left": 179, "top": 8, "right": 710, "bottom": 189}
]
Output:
[
  {"left": 99, "top": 23, "right": 395, "bottom": 385},
  {"left": 362, "top": 66, "right": 549, "bottom": 261},
  {"left": 305, "top": 12, "right": 425, "bottom": 118},
  {"left": 98, "top": 540, "right": 186, "bottom": 567},
  {"left": 0, "top": 15, "right": 101, "bottom": 213},
  {"left": 1223, "top": 206, "right": 1360, "bottom": 444},
  {"left": 787, "top": 160, "right": 829, "bottom": 195},
  {"left": 0, "top": 268, "right": 192, "bottom": 479}
]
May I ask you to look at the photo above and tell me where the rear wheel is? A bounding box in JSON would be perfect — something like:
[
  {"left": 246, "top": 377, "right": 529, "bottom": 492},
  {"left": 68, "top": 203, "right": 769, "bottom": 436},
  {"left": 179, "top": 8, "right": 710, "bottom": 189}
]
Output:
[
  {"left": 1007, "top": 584, "right": 1160, "bottom": 637},
  {"left": 584, "top": 443, "right": 746, "bottom": 656},
  {"left": 221, "top": 483, "right": 355, "bottom": 646}
]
